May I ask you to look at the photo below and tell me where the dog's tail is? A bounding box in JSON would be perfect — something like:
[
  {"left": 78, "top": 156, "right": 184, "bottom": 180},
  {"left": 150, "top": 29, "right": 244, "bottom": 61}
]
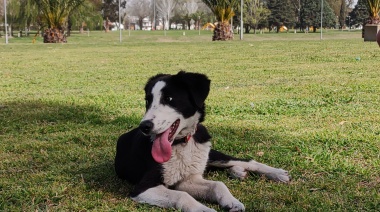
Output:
[{"left": 207, "top": 149, "right": 290, "bottom": 182}]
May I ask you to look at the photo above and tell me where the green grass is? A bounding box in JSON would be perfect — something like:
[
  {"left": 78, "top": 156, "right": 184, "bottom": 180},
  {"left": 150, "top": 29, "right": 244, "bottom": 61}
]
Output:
[{"left": 1, "top": 29, "right": 379, "bottom": 211}]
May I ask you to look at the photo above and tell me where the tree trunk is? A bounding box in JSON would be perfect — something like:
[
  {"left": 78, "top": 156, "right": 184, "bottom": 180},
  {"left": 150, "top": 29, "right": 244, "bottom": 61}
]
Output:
[
  {"left": 245, "top": 25, "right": 250, "bottom": 34},
  {"left": 138, "top": 18, "right": 143, "bottom": 30},
  {"left": 43, "top": 28, "right": 67, "bottom": 43},
  {"left": 104, "top": 18, "right": 110, "bottom": 32},
  {"left": 10, "top": 24, "right": 13, "bottom": 37},
  {"left": 67, "top": 16, "right": 72, "bottom": 36},
  {"left": 212, "top": 22, "right": 233, "bottom": 41}
]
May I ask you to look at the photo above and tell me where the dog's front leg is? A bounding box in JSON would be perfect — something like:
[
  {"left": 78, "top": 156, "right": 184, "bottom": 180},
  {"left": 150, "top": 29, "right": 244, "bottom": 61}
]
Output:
[
  {"left": 132, "top": 185, "right": 216, "bottom": 212},
  {"left": 175, "top": 175, "right": 245, "bottom": 212}
]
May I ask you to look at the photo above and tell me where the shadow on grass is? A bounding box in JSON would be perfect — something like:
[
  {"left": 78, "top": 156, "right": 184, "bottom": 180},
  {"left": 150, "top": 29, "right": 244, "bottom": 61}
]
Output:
[
  {"left": 0, "top": 100, "right": 141, "bottom": 130},
  {"left": 0, "top": 100, "right": 140, "bottom": 198}
]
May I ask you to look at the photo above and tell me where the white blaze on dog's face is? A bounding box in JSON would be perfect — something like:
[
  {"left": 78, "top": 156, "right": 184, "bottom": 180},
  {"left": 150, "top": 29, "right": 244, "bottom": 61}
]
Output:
[{"left": 138, "top": 72, "right": 210, "bottom": 164}]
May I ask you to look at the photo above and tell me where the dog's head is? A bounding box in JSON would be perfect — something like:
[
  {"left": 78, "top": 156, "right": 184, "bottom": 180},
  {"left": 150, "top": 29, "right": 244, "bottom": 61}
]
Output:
[{"left": 139, "top": 71, "right": 210, "bottom": 163}]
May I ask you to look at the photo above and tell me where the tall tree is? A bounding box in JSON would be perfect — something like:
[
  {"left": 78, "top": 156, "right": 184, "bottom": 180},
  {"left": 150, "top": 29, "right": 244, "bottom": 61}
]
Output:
[
  {"left": 327, "top": 0, "right": 356, "bottom": 29},
  {"left": 202, "top": 0, "right": 239, "bottom": 40},
  {"left": 68, "top": 0, "right": 103, "bottom": 34},
  {"left": 267, "top": 0, "right": 296, "bottom": 32},
  {"left": 1, "top": 0, "right": 37, "bottom": 36},
  {"left": 291, "top": 0, "right": 302, "bottom": 28},
  {"left": 34, "top": 0, "right": 86, "bottom": 42},
  {"left": 348, "top": 0, "right": 369, "bottom": 26},
  {"left": 102, "top": 0, "right": 126, "bottom": 32},
  {"left": 300, "top": 0, "right": 336, "bottom": 32},
  {"left": 128, "top": 0, "right": 152, "bottom": 30},
  {"left": 182, "top": 0, "right": 199, "bottom": 30},
  {"left": 156, "top": 0, "right": 177, "bottom": 30},
  {"left": 339, "top": 0, "right": 347, "bottom": 28},
  {"left": 243, "top": 0, "right": 270, "bottom": 33},
  {"left": 327, "top": 0, "right": 342, "bottom": 17}
]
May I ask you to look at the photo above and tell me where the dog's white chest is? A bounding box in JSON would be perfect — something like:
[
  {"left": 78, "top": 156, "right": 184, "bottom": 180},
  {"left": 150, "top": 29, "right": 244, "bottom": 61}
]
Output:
[{"left": 162, "top": 140, "right": 211, "bottom": 186}]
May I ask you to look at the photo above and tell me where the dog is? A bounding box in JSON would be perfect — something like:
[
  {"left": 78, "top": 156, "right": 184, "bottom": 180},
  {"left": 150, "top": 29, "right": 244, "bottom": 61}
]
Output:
[{"left": 115, "top": 71, "right": 290, "bottom": 212}]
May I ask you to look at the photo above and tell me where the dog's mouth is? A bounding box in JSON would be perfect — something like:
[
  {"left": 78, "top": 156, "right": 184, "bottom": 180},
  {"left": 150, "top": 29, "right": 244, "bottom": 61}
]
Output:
[
  {"left": 151, "top": 119, "right": 180, "bottom": 163},
  {"left": 168, "top": 119, "right": 180, "bottom": 141}
]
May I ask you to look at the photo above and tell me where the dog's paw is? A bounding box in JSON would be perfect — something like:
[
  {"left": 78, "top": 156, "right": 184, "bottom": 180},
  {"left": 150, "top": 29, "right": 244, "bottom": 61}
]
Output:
[
  {"left": 228, "top": 166, "right": 247, "bottom": 180},
  {"left": 223, "top": 199, "right": 245, "bottom": 212},
  {"left": 265, "top": 168, "right": 291, "bottom": 183}
]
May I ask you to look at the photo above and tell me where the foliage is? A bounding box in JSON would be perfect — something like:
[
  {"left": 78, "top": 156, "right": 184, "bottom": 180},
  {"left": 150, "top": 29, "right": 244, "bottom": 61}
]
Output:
[
  {"left": 266, "top": 0, "right": 296, "bottom": 32},
  {"left": 33, "top": 0, "right": 86, "bottom": 29},
  {"left": 348, "top": 0, "right": 369, "bottom": 27},
  {"left": 181, "top": 0, "right": 199, "bottom": 30},
  {"left": 201, "top": 0, "right": 239, "bottom": 40},
  {"left": 366, "top": 0, "right": 380, "bottom": 23},
  {"left": 202, "top": 0, "right": 239, "bottom": 23},
  {"left": 102, "top": 0, "right": 126, "bottom": 23},
  {"left": 300, "top": 0, "right": 336, "bottom": 32},
  {"left": 1, "top": 0, "right": 38, "bottom": 35},
  {"left": 68, "top": 0, "right": 103, "bottom": 32},
  {"left": 242, "top": 0, "right": 271, "bottom": 33}
]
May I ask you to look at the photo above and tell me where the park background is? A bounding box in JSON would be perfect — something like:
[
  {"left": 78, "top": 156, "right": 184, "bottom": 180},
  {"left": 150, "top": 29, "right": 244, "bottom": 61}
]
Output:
[{"left": 1, "top": 0, "right": 380, "bottom": 211}]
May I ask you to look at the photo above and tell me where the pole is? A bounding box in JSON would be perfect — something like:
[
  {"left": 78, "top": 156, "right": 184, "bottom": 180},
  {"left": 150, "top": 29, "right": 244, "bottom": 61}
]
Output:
[
  {"left": 320, "top": 0, "right": 323, "bottom": 40},
  {"left": 4, "top": 0, "right": 8, "bottom": 44},
  {"left": 240, "top": 0, "right": 243, "bottom": 40},
  {"left": 198, "top": 16, "right": 200, "bottom": 35},
  {"left": 119, "top": 0, "right": 122, "bottom": 42},
  {"left": 153, "top": 0, "right": 156, "bottom": 30}
]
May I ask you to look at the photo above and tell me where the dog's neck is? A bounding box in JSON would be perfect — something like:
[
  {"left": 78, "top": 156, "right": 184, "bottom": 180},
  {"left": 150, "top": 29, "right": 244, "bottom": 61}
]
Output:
[{"left": 173, "top": 124, "right": 198, "bottom": 145}]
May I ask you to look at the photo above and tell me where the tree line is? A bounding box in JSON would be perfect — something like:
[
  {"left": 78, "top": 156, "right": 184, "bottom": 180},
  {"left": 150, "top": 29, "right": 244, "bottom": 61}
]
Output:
[{"left": 0, "top": 0, "right": 370, "bottom": 39}]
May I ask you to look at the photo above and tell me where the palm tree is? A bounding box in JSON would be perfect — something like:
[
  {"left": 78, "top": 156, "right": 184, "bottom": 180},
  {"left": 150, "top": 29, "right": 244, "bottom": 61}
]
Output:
[
  {"left": 366, "top": 0, "right": 380, "bottom": 24},
  {"left": 363, "top": 0, "right": 380, "bottom": 41},
  {"left": 33, "top": 0, "right": 86, "bottom": 43},
  {"left": 202, "top": 0, "right": 239, "bottom": 41}
]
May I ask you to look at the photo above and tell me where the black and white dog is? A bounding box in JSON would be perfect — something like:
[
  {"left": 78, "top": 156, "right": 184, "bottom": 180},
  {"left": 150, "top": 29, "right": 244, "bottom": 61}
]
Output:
[{"left": 115, "top": 71, "right": 290, "bottom": 212}]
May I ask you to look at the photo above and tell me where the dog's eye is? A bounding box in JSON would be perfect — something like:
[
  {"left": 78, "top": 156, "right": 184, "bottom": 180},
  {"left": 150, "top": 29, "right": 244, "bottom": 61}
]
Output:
[{"left": 165, "top": 96, "right": 173, "bottom": 102}]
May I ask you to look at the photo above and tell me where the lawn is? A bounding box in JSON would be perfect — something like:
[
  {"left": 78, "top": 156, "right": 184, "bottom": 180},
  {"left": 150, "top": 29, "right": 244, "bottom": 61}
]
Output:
[{"left": 1, "top": 29, "right": 379, "bottom": 211}]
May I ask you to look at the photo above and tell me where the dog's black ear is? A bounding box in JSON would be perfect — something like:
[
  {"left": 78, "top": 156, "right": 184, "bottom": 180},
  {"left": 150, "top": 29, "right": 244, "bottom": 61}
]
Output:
[{"left": 176, "top": 71, "right": 210, "bottom": 108}]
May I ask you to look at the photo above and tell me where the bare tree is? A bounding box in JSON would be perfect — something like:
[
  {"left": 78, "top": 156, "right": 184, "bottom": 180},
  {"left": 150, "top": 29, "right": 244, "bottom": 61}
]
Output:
[
  {"left": 346, "top": 0, "right": 355, "bottom": 8},
  {"left": 179, "top": 0, "right": 198, "bottom": 29},
  {"left": 291, "top": 0, "right": 301, "bottom": 28},
  {"left": 156, "top": 0, "right": 177, "bottom": 29},
  {"left": 128, "top": 0, "right": 152, "bottom": 30}
]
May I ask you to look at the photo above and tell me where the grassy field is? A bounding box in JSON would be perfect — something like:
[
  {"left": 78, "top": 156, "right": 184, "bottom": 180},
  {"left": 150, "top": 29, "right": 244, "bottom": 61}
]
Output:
[{"left": 1, "top": 29, "right": 379, "bottom": 211}]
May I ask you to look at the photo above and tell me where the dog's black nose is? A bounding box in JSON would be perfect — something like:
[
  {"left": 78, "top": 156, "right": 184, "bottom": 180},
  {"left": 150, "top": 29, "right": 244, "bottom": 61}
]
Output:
[{"left": 139, "top": 120, "right": 154, "bottom": 135}]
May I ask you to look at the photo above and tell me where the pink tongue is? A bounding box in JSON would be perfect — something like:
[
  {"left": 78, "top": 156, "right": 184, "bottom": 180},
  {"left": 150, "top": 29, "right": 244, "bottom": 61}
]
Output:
[{"left": 151, "top": 128, "right": 172, "bottom": 163}]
